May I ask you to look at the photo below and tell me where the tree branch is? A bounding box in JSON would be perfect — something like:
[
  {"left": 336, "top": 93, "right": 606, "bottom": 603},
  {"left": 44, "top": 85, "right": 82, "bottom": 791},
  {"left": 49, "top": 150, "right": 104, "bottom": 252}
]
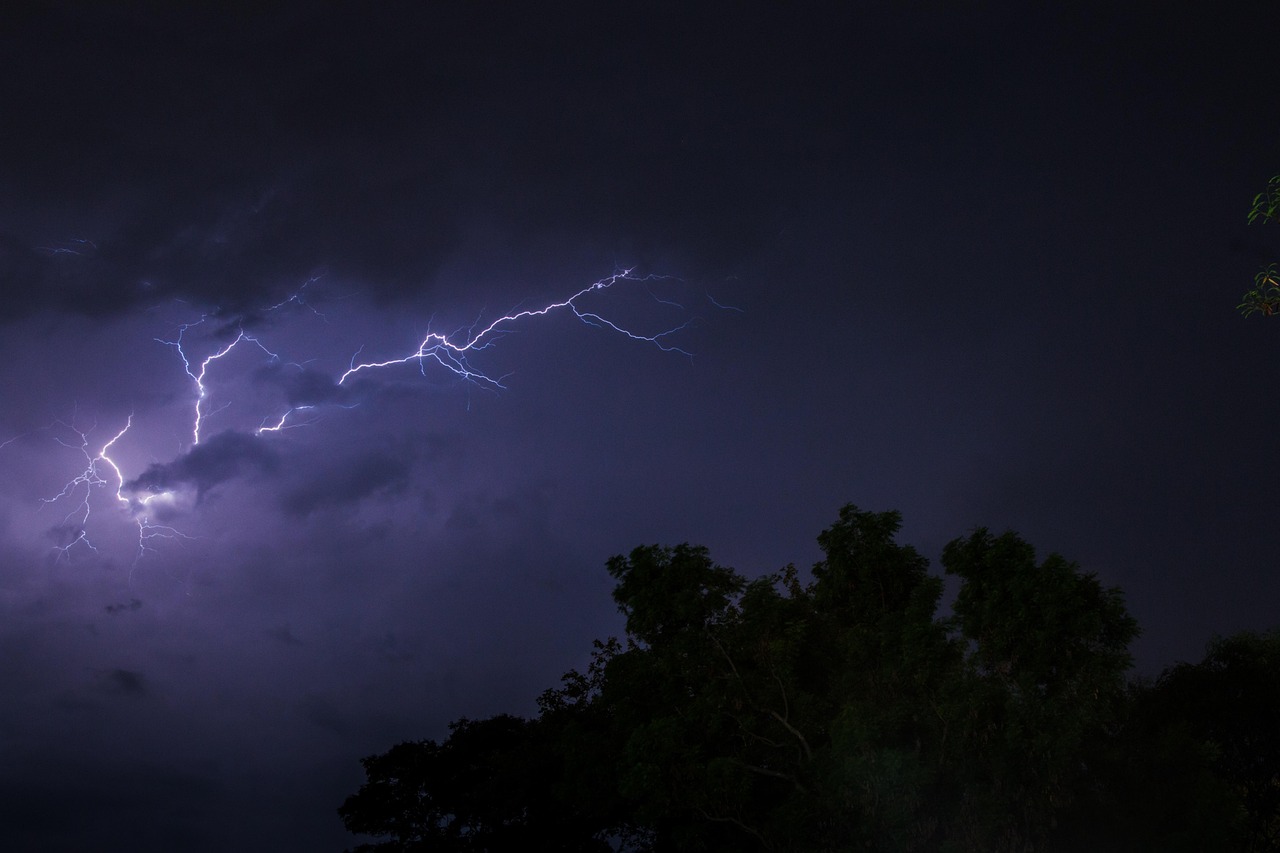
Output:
[
  {"left": 697, "top": 807, "right": 773, "bottom": 850},
  {"left": 727, "top": 758, "right": 808, "bottom": 794},
  {"left": 767, "top": 708, "right": 813, "bottom": 764}
]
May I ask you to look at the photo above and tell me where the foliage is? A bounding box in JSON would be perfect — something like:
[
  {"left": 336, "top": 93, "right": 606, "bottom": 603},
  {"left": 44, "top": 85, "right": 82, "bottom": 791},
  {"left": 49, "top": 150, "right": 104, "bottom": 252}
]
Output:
[
  {"left": 1239, "top": 175, "right": 1280, "bottom": 317},
  {"left": 338, "top": 714, "right": 613, "bottom": 852},
  {"left": 939, "top": 529, "right": 1139, "bottom": 850},
  {"left": 1141, "top": 630, "right": 1280, "bottom": 851},
  {"left": 340, "top": 505, "right": 1270, "bottom": 851},
  {"left": 1238, "top": 264, "right": 1280, "bottom": 317},
  {"left": 1250, "top": 175, "right": 1280, "bottom": 227}
]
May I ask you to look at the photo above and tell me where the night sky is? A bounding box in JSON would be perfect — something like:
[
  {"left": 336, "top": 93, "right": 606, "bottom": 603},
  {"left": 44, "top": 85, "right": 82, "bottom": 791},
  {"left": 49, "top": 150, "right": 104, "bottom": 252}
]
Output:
[{"left": 2, "top": 3, "right": 1278, "bottom": 850}]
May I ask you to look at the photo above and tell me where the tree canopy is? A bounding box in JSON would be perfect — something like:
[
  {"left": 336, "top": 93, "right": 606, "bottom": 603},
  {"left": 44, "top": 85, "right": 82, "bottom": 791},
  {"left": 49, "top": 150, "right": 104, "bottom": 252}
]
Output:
[{"left": 340, "top": 505, "right": 1277, "bottom": 851}]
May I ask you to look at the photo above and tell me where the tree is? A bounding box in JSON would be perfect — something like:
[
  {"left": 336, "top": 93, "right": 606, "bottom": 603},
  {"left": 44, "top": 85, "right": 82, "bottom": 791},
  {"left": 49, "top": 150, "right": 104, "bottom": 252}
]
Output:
[
  {"left": 1140, "top": 630, "right": 1280, "bottom": 851},
  {"left": 338, "top": 714, "right": 612, "bottom": 852},
  {"left": 1049, "top": 630, "right": 1280, "bottom": 851},
  {"left": 939, "top": 529, "right": 1139, "bottom": 850},
  {"left": 590, "top": 508, "right": 958, "bottom": 851},
  {"left": 1239, "top": 174, "right": 1280, "bottom": 317},
  {"left": 342, "top": 505, "right": 1154, "bottom": 852}
]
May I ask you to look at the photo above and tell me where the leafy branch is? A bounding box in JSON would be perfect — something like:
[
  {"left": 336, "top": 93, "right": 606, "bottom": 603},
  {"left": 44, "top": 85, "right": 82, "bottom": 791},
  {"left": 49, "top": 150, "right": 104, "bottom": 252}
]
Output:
[
  {"left": 1248, "top": 174, "right": 1280, "bottom": 226},
  {"left": 1240, "top": 175, "right": 1280, "bottom": 317}
]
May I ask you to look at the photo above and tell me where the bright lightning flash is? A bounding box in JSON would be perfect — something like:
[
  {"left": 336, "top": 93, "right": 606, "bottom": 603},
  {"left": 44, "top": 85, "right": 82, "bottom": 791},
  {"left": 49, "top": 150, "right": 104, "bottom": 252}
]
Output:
[
  {"left": 25, "top": 269, "right": 711, "bottom": 566},
  {"left": 337, "top": 269, "right": 692, "bottom": 388},
  {"left": 41, "top": 416, "right": 188, "bottom": 564},
  {"left": 157, "top": 325, "right": 280, "bottom": 445}
]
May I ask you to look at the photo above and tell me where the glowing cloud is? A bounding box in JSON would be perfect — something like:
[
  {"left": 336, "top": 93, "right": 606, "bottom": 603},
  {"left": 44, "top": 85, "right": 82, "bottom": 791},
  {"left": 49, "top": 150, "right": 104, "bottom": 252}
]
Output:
[{"left": 26, "top": 269, "right": 719, "bottom": 565}]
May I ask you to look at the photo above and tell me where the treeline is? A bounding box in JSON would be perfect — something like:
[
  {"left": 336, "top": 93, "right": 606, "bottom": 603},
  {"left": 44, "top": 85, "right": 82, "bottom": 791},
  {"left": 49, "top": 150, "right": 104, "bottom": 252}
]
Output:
[{"left": 339, "top": 505, "right": 1279, "bottom": 851}]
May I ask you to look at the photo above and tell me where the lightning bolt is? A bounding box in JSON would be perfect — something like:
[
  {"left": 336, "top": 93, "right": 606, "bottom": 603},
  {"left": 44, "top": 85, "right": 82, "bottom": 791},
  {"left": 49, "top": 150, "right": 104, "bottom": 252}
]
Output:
[
  {"left": 256, "top": 406, "right": 316, "bottom": 435},
  {"left": 156, "top": 323, "right": 280, "bottom": 445},
  {"left": 22, "top": 267, "right": 721, "bottom": 565},
  {"left": 337, "top": 269, "right": 691, "bottom": 386},
  {"left": 39, "top": 416, "right": 188, "bottom": 564},
  {"left": 39, "top": 416, "right": 129, "bottom": 559}
]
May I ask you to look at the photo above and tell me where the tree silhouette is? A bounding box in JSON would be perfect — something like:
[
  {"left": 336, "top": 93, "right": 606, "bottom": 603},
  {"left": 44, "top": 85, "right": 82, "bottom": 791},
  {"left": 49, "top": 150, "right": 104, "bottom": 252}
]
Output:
[
  {"left": 1141, "top": 630, "right": 1280, "bottom": 851},
  {"left": 341, "top": 504, "right": 1268, "bottom": 851}
]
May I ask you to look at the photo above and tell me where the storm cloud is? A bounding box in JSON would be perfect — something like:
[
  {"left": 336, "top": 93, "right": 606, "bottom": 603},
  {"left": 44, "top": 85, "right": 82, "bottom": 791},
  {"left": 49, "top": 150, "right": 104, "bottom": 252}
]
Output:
[
  {"left": 126, "top": 430, "right": 279, "bottom": 500},
  {"left": 2, "top": 3, "right": 1278, "bottom": 852}
]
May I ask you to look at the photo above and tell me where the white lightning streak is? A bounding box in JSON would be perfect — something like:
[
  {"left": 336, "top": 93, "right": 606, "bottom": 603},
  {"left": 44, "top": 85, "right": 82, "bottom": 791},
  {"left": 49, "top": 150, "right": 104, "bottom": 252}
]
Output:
[
  {"left": 337, "top": 269, "right": 691, "bottom": 386},
  {"left": 26, "top": 267, "right": 712, "bottom": 566},
  {"left": 157, "top": 324, "right": 280, "bottom": 445}
]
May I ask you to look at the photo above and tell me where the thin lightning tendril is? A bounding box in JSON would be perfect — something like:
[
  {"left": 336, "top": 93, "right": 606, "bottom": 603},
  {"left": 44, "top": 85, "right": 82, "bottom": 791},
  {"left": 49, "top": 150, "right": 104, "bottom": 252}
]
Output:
[
  {"left": 24, "top": 268, "right": 710, "bottom": 565},
  {"left": 157, "top": 324, "right": 280, "bottom": 445},
  {"left": 337, "top": 269, "right": 692, "bottom": 387},
  {"left": 39, "top": 416, "right": 189, "bottom": 564},
  {"left": 257, "top": 406, "right": 317, "bottom": 435}
]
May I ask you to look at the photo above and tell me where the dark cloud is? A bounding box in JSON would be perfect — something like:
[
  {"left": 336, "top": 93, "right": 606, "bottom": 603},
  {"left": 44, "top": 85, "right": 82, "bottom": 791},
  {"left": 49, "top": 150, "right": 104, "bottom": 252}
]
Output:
[
  {"left": 265, "top": 624, "right": 303, "bottom": 646},
  {"left": 104, "top": 599, "right": 142, "bottom": 615},
  {"left": 251, "top": 362, "right": 349, "bottom": 409},
  {"left": 0, "top": 3, "right": 830, "bottom": 323},
  {"left": 126, "top": 430, "right": 279, "bottom": 499},
  {"left": 101, "top": 669, "right": 147, "bottom": 698},
  {"left": 375, "top": 631, "right": 416, "bottom": 665},
  {"left": 279, "top": 448, "right": 412, "bottom": 517},
  {"left": 44, "top": 522, "right": 87, "bottom": 552},
  {"left": 0, "top": 184, "right": 459, "bottom": 322},
  {"left": 297, "top": 693, "right": 353, "bottom": 739}
]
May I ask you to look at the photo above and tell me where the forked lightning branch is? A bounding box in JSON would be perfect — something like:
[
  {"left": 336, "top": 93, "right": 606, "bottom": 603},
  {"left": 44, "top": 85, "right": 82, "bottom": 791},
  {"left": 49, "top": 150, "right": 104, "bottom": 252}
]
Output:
[{"left": 25, "top": 270, "right": 711, "bottom": 565}]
